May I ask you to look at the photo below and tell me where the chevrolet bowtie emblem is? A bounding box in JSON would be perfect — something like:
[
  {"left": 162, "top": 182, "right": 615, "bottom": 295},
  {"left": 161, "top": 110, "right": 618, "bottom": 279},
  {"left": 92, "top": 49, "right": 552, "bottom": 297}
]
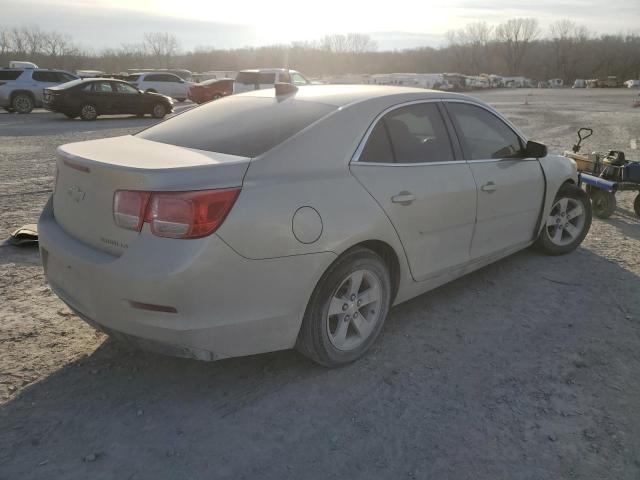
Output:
[{"left": 67, "top": 185, "right": 86, "bottom": 203}]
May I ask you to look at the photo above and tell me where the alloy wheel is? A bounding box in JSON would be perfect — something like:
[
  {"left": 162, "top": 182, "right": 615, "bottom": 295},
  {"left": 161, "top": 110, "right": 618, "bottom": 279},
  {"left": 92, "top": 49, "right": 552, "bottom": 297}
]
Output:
[
  {"left": 546, "top": 197, "right": 586, "bottom": 246},
  {"left": 326, "top": 269, "right": 382, "bottom": 351}
]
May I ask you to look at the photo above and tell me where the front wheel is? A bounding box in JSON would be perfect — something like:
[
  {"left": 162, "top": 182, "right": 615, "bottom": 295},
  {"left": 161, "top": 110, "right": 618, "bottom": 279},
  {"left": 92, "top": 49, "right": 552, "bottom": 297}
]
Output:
[
  {"left": 535, "top": 183, "right": 592, "bottom": 255},
  {"left": 296, "top": 247, "right": 391, "bottom": 367},
  {"left": 591, "top": 189, "right": 616, "bottom": 218},
  {"left": 151, "top": 103, "right": 167, "bottom": 119}
]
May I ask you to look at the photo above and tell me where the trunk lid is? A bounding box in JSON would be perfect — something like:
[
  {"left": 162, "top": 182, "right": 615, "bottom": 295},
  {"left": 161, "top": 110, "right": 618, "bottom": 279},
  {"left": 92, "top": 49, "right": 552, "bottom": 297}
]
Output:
[{"left": 53, "top": 135, "right": 249, "bottom": 255}]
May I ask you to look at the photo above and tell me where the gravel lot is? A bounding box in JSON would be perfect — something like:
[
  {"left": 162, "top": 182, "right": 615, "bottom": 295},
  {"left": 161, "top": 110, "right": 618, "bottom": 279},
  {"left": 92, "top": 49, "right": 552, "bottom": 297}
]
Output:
[{"left": 1, "top": 90, "right": 639, "bottom": 480}]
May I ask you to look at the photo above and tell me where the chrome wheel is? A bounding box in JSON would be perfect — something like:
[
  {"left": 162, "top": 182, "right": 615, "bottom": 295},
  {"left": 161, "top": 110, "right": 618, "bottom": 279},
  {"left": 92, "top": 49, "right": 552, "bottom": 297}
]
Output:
[
  {"left": 546, "top": 197, "right": 586, "bottom": 246},
  {"left": 80, "top": 104, "right": 97, "bottom": 120},
  {"left": 326, "top": 269, "right": 382, "bottom": 351}
]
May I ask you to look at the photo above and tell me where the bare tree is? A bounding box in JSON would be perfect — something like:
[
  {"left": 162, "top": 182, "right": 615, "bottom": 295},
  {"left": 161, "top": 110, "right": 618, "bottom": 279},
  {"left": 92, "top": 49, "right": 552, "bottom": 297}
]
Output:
[
  {"left": 321, "top": 33, "right": 376, "bottom": 53},
  {"left": 495, "top": 18, "right": 540, "bottom": 75},
  {"left": 0, "top": 27, "right": 11, "bottom": 56},
  {"left": 549, "top": 20, "right": 590, "bottom": 81},
  {"left": 458, "top": 22, "right": 493, "bottom": 73},
  {"left": 143, "top": 32, "right": 179, "bottom": 67}
]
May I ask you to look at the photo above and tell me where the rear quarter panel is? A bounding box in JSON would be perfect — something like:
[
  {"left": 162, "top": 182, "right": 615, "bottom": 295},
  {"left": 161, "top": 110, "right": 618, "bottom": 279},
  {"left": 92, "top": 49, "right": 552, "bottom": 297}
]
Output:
[{"left": 215, "top": 102, "right": 413, "bottom": 292}]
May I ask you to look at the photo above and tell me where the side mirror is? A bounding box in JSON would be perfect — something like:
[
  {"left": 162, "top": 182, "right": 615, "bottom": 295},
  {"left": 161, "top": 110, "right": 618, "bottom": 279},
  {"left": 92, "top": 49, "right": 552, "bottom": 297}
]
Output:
[{"left": 525, "top": 140, "right": 547, "bottom": 158}]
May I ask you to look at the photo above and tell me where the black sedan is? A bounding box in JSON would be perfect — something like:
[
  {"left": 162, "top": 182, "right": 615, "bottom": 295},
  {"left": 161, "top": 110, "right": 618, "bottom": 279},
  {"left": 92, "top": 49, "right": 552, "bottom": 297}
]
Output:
[{"left": 43, "top": 78, "right": 174, "bottom": 120}]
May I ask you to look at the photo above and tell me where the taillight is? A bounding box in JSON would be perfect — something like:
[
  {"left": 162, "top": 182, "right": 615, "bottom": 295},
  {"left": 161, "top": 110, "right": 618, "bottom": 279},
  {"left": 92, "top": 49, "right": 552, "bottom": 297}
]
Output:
[
  {"left": 113, "top": 188, "right": 240, "bottom": 239},
  {"left": 113, "top": 190, "right": 151, "bottom": 231}
]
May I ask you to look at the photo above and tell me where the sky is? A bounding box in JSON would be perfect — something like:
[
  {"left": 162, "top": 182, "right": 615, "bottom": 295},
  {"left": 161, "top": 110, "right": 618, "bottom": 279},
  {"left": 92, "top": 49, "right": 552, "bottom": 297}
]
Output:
[{"left": 2, "top": 0, "right": 639, "bottom": 51}]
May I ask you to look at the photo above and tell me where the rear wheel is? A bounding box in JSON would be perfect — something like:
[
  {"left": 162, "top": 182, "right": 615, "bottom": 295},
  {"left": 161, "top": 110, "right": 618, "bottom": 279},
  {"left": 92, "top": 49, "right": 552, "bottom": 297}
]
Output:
[
  {"left": 296, "top": 247, "right": 391, "bottom": 367},
  {"left": 12, "top": 94, "right": 34, "bottom": 113},
  {"left": 151, "top": 103, "right": 167, "bottom": 119},
  {"left": 591, "top": 189, "right": 616, "bottom": 218},
  {"left": 79, "top": 104, "right": 98, "bottom": 121},
  {"left": 535, "top": 183, "right": 592, "bottom": 255}
]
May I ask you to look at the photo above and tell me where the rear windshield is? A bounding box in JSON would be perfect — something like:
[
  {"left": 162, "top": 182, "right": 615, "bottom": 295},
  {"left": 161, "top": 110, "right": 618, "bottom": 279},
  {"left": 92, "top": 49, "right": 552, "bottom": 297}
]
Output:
[
  {"left": 0, "top": 70, "right": 23, "bottom": 80},
  {"left": 137, "top": 96, "right": 336, "bottom": 157}
]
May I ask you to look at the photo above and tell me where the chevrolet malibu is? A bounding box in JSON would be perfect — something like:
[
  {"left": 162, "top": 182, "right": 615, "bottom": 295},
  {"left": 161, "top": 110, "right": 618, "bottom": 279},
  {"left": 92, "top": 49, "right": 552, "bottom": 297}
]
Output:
[{"left": 39, "top": 85, "right": 592, "bottom": 367}]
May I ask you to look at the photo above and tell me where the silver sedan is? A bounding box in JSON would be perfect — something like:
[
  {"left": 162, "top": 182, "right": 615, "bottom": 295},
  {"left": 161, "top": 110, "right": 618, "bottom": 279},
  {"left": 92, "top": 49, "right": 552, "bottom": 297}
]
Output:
[{"left": 38, "top": 85, "right": 591, "bottom": 367}]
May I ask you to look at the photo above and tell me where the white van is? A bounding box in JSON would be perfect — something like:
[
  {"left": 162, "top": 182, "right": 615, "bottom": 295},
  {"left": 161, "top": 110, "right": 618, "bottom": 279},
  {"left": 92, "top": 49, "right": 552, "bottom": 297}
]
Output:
[{"left": 233, "top": 69, "right": 310, "bottom": 94}]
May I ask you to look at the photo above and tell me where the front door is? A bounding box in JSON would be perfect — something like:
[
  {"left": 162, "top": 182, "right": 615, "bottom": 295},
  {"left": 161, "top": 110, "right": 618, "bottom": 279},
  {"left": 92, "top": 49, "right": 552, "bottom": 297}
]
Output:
[
  {"left": 350, "top": 101, "right": 477, "bottom": 281},
  {"left": 444, "top": 101, "right": 545, "bottom": 259}
]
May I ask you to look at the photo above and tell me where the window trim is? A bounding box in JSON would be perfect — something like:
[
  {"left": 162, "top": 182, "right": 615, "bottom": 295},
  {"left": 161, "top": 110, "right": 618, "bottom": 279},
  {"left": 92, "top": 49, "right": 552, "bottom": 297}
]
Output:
[
  {"left": 441, "top": 99, "right": 529, "bottom": 162},
  {"left": 351, "top": 99, "right": 461, "bottom": 166}
]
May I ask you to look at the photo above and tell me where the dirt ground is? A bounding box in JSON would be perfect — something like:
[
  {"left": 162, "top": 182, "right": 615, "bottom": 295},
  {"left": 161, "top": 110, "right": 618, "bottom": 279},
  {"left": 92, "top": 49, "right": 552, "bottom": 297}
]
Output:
[{"left": 1, "top": 89, "right": 639, "bottom": 480}]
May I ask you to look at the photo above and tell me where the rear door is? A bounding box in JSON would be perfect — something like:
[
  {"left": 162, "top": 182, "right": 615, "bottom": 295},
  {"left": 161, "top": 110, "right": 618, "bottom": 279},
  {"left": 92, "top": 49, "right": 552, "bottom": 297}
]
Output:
[
  {"left": 350, "top": 101, "right": 477, "bottom": 282},
  {"left": 444, "top": 101, "right": 545, "bottom": 259},
  {"left": 90, "top": 80, "right": 116, "bottom": 114}
]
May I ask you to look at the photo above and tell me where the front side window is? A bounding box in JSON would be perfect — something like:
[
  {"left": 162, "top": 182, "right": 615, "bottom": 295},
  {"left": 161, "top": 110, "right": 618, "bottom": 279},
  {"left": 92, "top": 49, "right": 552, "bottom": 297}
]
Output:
[
  {"left": 292, "top": 73, "right": 309, "bottom": 85},
  {"left": 359, "top": 103, "right": 454, "bottom": 164},
  {"left": 32, "top": 71, "right": 57, "bottom": 82},
  {"left": 115, "top": 82, "right": 138, "bottom": 94},
  {"left": 235, "top": 72, "right": 258, "bottom": 85},
  {"left": 93, "top": 82, "right": 113, "bottom": 93},
  {"left": 446, "top": 102, "right": 523, "bottom": 160}
]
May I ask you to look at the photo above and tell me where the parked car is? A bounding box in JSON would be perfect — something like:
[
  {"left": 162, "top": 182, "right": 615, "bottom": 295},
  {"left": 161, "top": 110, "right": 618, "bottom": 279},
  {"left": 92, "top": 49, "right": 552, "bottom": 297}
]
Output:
[
  {"left": 188, "top": 78, "right": 233, "bottom": 104},
  {"left": 39, "top": 85, "right": 591, "bottom": 367},
  {"left": 43, "top": 78, "right": 174, "bottom": 120},
  {"left": 127, "top": 72, "right": 193, "bottom": 101},
  {"left": 573, "top": 79, "right": 586, "bottom": 88},
  {"left": 548, "top": 78, "right": 564, "bottom": 88},
  {"left": 624, "top": 79, "right": 640, "bottom": 88},
  {"left": 0, "top": 68, "right": 78, "bottom": 113},
  {"left": 232, "top": 68, "right": 310, "bottom": 94}
]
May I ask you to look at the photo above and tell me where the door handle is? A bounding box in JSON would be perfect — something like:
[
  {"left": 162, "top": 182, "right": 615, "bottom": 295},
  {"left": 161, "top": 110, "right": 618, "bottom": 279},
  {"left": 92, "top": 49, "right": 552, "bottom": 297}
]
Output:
[
  {"left": 481, "top": 182, "right": 497, "bottom": 193},
  {"left": 391, "top": 192, "right": 416, "bottom": 205}
]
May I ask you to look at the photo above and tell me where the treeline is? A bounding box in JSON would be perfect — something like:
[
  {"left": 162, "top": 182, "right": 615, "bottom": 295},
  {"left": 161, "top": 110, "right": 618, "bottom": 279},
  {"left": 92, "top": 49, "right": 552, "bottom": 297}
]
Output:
[{"left": 1, "top": 20, "right": 639, "bottom": 82}]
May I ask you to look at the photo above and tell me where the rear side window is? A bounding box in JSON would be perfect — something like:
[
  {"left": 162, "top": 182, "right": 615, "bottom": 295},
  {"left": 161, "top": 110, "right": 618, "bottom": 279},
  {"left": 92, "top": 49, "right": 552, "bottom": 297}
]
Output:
[
  {"left": 360, "top": 121, "right": 394, "bottom": 163},
  {"left": 93, "top": 81, "right": 113, "bottom": 93},
  {"left": 0, "top": 70, "right": 23, "bottom": 80},
  {"left": 145, "top": 74, "right": 163, "bottom": 81},
  {"left": 359, "top": 103, "right": 454, "bottom": 163},
  {"left": 258, "top": 73, "right": 276, "bottom": 84},
  {"left": 446, "top": 103, "right": 523, "bottom": 160},
  {"left": 235, "top": 72, "right": 257, "bottom": 85},
  {"left": 137, "top": 96, "right": 336, "bottom": 157}
]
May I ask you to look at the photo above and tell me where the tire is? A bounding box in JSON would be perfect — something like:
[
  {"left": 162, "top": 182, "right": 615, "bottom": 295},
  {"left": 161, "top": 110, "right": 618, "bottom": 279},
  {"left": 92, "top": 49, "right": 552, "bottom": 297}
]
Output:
[
  {"left": 296, "top": 247, "right": 392, "bottom": 367},
  {"left": 535, "top": 183, "right": 592, "bottom": 255},
  {"left": 64, "top": 113, "right": 78, "bottom": 119},
  {"left": 591, "top": 189, "right": 616, "bottom": 218},
  {"left": 12, "top": 94, "right": 34, "bottom": 114},
  {"left": 176, "top": 98, "right": 186, "bottom": 102},
  {"left": 79, "top": 104, "right": 98, "bottom": 121},
  {"left": 151, "top": 103, "right": 167, "bottom": 119},
  {"left": 634, "top": 194, "right": 640, "bottom": 218}
]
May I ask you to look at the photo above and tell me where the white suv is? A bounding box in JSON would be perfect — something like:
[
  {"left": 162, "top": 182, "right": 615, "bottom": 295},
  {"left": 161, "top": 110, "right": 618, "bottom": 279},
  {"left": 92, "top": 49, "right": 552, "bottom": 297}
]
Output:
[
  {"left": 127, "top": 72, "right": 193, "bottom": 101},
  {"left": 0, "top": 68, "right": 78, "bottom": 113},
  {"left": 232, "top": 69, "right": 310, "bottom": 94}
]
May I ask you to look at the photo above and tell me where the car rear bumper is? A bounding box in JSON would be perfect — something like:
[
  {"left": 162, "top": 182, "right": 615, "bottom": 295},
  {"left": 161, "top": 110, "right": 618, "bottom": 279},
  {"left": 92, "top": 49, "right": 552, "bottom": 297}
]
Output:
[{"left": 38, "top": 198, "right": 335, "bottom": 360}]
